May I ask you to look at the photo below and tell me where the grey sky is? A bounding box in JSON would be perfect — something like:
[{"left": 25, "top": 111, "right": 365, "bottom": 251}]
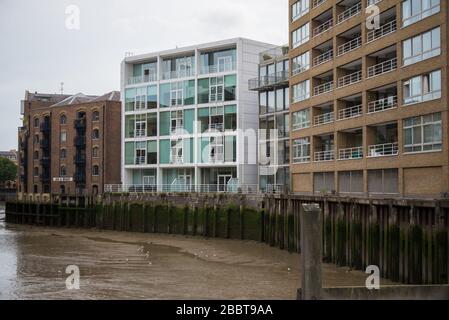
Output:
[{"left": 0, "top": 0, "right": 288, "bottom": 151}]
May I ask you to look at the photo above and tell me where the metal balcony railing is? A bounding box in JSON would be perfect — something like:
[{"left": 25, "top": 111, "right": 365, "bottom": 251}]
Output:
[
  {"left": 313, "top": 0, "right": 327, "bottom": 8},
  {"left": 313, "top": 49, "right": 333, "bottom": 67},
  {"left": 313, "top": 19, "right": 333, "bottom": 37},
  {"left": 367, "top": 58, "right": 397, "bottom": 78},
  {"left": 368, "top": 142, "right": 399, "bottom": 157},
  {"left": 338, "top": 70, "right": 362, "bottom": 88},
  {"left": 337, "top": 36, "right": 362, "bottom": 56},
  {"left": 339, "top": 146, "right": 363, "bottom": 160},
  {"left": 338, "top": 104, "right": 362, "bottom": 120},
  {"left": 127, "top": 74, "right": 157, "bottom": 85},
  {"left": 367, "top": 20, "right": 397, "bottom": 43},
  {"left": 313, "top": 81, "right": 333, "bottom": 96},
  {"left": 314, "top": 150, "right": 335, "bottom": 162},
  {"left": 314, "top": 111, "right": 334, "bottom": 126},
  {"left": 337, "top": 2, "right": 362, "bottom": 24},
  {"left": 200, "top": 61, "right": 236, "bottom": 75},
  {"left": 367, "top": 96, "right": 397, "bottom": 114}
]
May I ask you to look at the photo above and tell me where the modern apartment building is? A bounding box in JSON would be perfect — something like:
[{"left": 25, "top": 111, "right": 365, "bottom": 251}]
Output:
[
  {"left": 119, "top": 38, "right": 275, "bottom": 193},
  {"left": 249, "top": 45, "right": 291, "bottom": 193},
  {"left": 18, "top": 91, "right": 121, "bottom": 202},
  {"left": 289, "top": 0, "right": 447, "bottom": 197}
]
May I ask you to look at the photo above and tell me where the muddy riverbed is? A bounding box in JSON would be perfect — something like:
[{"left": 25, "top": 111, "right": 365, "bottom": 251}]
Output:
[{"left": 0, "top": 203, "right": 391, "bottom": 300}]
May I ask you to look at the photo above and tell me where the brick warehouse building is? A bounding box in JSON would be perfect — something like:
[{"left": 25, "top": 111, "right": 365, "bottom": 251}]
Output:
[
  {"left": 18, "top": 91, "right": 121, "bottom": 202},
  {"left": 289, "top": 0, "right": 448, "bottom": 197}
]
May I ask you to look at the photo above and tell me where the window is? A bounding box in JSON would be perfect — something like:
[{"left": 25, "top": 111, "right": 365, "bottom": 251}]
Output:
[
  {"left": 92, "top": 147, "right": 99, "bottom": 158},
  {"left": 60, "top": 166, "right": 67, "bottom": 177},
  {"left": 404, "top": 112, "right": 442, "bottom": 153},
  {"left": 292, "top": 109, "right": 310, "bottom": 130},
  {"left": 171, "top": 110, "right": 184, "bottom": 133},
  {"left": 92, "top": 165, "right": 100, "bottom": 176},
  {"left": 60, "top": 149, "right": 67, "bottom": 159},
  {"left": 292, "top": 0, "right": 309, "bottom": 21},
  {"left": 292, "top": 80, "right": 310, "bottom": 103},
  {"left": 292, "top": 51, "right": 310, "bottom": 75},
  {"left": 34, "top": 167, "right": 39, "bottom": 177},
  {"left": 60, "top": 114, "right": 67, "bottom": 125},
  {"left": 92, "top": 129, "right": 100, "bottom": 140},
  {"left": 403, "top": 27, "right": 440, "bottom": 66},
  {"left": 292, "top": 23, "right": 310, "bottom": 49},
  {"left": 34, "top": 150, "right": 39, "bottom": 160},
  {"left": 402, "top": 0, "right": 440, "bottom": 27},
  {"left": 34, "top": 117, "right": 39, "bottom": 128},
  {"left": 293, "top": 138, "right": 311, "bottom": 163},
  {"left": 403, "top": 70, "right": 441, "bottom": 105},
  {"left": 60, "top": 131, "right": 67, "bottom": 143},
  {"left": 92, "top": 111, "right": 100, "bottom": 121}
]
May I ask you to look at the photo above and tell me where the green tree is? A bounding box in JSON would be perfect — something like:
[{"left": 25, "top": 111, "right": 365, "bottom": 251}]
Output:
[{"left": 0, "top": 157, "right": 17, "bottom": 183}]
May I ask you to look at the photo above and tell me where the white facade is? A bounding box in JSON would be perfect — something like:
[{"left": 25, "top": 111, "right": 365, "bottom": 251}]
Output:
[{"left": 119, "top": 38, "right": 275, "bottom": 193}]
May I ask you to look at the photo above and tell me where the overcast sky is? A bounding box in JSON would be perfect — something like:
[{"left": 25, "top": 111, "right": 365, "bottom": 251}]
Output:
[{"left": 0, "top": 0, "right": 288, "bottom": 151}]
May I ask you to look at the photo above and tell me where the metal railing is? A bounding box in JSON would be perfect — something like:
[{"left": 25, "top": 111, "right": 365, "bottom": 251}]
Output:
[
  {"left": 338, "top": 70, "right": 362, "bottom": 88},
  {"left": 313, "top": 0, "right": 327, "bottom": 8},
  {"left": 337, "top": 2, "right": 362, "bottom": 24},
  {"left": 368, "top": 142, "right": 399, "bottom": 157},
  {"left": 313, "top": 49, "right": 333, "bottom": 67},
  {"left": 313, "top": 81, "right": 333, "bottom": 96},
  {"left": 367, "top": 20, "right": 397, "bottom": 43},
  {"left": 127, "top": 74, "right": 157, "bottom": 85},
  {"left": 104, "top": 184, "right": 260, "bottom": 194},
  {"left": 337, "top": 36, "right": 362, "bottom": 56},
  {"left": 338, "top": 104, "right": 362, "bottom": 119},
  {"left": 314, "top": 111, "right": 334, "bottom": 126},
  {"left": 367, "top": 96, "right": 397, "bottom": 113},
  {"left": 313, "top": 19, "right": 333, "bottom": 37},
  {"left": 314, "top": 150, "right": 335, "bottom": 162},
  {"left": 339, "top": 146, "right": 363, "bottom": 160},
  {"left": 367, "top": 58, "right": 397, "bottom": 78},
  {"left": 200, "top": 61, "right": 236, "bottom": 75}
]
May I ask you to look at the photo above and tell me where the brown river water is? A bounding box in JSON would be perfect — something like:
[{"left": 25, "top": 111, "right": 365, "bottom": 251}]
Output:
[{"left": 0, "top": 203, "right": 386, "bottom": 300}]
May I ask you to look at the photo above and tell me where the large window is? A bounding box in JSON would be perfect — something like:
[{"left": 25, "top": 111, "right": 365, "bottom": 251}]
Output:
[
  {"left": 404, "top": 112, "right": 442, "bottom": 153},
  {"left": 292, "top": 109, "right": 310, "bottom": 130},
  {"left": 403, "top": 27, "right": 440, "bottom": 66},
  {"left": 292, "top": 0, "right": 309, "bottom": 21},
  {"left": 292, "top": 23, "right": 310, "bottom": 49},
  {"left": 293, "top": 138, "right": 310, "bottom": 163},
  {"left": 292, "top": 51, "right": 310, "bottom": 75},
  {"left": 292, "top": 80, "right": 310, "bottom": 103},
  {"left": 403, "top": 70, "right": 441, "bottom": 105},
  {"left": 402, "top": 0, "right": 440, "bottom": 27}
]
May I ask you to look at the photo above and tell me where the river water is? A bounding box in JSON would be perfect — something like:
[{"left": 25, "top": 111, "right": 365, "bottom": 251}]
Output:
[{"left": 0, "top": 202, "right": 382, "bottom": 300}]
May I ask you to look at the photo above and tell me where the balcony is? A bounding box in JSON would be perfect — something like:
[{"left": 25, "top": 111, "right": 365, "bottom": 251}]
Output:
[
  {"left": 368, "top": 96, "right": 397, "bottom": 114},
  {"left": 338, "top": 104, "right": 362, "bottom": 120},
  {"left": 367, "top": 58, "right": 397, "bottom": 78},
  {"left": 127, "top": 74, "right": 157, "bottom": 85},
  {"left": 74, "top": 119, "right": 86, "bottom": 129},
  {"left": 338, "top": 70, "right": 362, "bottom": 88},
  {"left": 368, "top": 142, "right": 398, "bottom": 157},
  {"left": 74, "top": 154, "right": 86, "bottom": 165},
  {"left": 337, "top": 36, "right": 362, "bottom": 56},
  {"left": 313, "top": 19, "right": 333, "bottom": 38},
  {"left": 248, "top": 71, "right": 289, "bottom": 91},
  {"left": 313, "top": 49, "right": 333, "bottom": 67},
  {"left": 367, "top": 20, "right": 396, "bottom": 44},
  {"left": 40, "top": 122, "right": 51, "bottom": 133},
  {"left": 313, "top": 81, "right": 333, "bottom": 96},
  {"left": 337, "top": 2, "right": 361, "bottom": 24},
  {"left": 314, "top": 150, "right": 335, "bottom": 162},
  {"left": 339, "top": 146, "right": 363, "bottom": 160},
  {"left": 74, "top": 136, "right": 86, "bottom": 147},
  {"left": 314, "top": 111, "right": 334, "bottom": 126}
]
